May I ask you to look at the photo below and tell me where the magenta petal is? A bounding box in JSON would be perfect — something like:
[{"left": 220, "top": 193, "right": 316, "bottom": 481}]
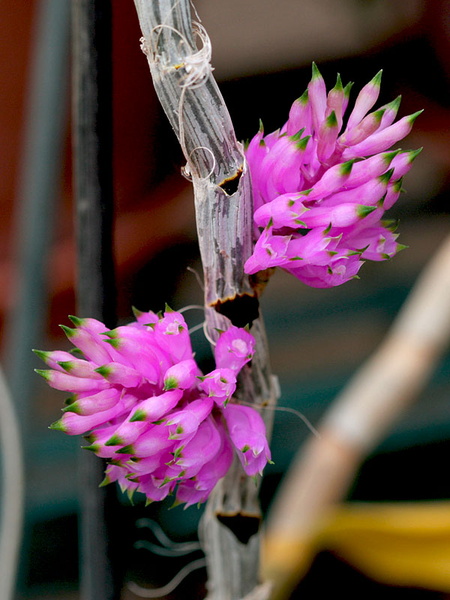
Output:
[
  {"left": 222, "top": 404, "right": 271, "bottom": 476},
  {"left": 214, "top": 326, "right": 255, "bottom": 372}
]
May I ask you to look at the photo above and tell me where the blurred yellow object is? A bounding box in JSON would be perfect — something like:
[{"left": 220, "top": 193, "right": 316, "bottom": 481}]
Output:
[
  {"left": 322, "top": 500, "right": 450, "bottom": 592},
  {"left": 263, "top": 500, "right": 450, "bottom": 598}
]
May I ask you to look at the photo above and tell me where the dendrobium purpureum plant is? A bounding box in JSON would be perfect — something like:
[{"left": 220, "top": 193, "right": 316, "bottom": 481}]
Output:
[
  {"left": 35, "top": 309, "right": 270, "bottom": 507},
  {"left": 245, "top": 64, "right": 422, "bottom": 288}
]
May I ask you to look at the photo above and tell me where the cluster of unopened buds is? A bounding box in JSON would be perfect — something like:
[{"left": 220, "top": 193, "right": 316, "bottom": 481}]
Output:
[
  {"left": 245, "top": 64, "right": 422, "bottom": 288},
  {"left": 36, "top": 308, "right": 271, "bottom": 507}
]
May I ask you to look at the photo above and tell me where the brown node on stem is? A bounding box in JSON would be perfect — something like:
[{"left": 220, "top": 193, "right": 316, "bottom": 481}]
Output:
[
  {"left": 212, "top": 293, "right": 259, "bottom": 328},
  {"left": 217, "top": 513, "right": 261, "bottom": 545},
  {"left": 218, "top": 167, "right": 243, "bottom": 196}
]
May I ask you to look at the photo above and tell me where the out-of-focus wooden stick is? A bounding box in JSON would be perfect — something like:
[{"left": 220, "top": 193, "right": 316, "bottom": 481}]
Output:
[{"left": 264, "top": 232, "right": 450, "bottom": 599}]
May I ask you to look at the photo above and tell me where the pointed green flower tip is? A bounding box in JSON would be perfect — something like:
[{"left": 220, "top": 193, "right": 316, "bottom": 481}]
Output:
[
  {"left": 324, "top": 223, "right": 333, "bottom": 235},
  {"left": 159, "top": 477, "right": 174, "bottom": 489},
  {"left": 163, "top": 377, "right": 178, "bottom": 391},
  {"left": 57, "top": 360, "right": 74, "bottom": 373},
  {"left": 35, "top": 368, "right": 51, "bottom": 381},
  {"left": 267, "top": 217, "right": 274, "bottom": 228},
  {"left": 95, "top": 365, "right": 112, "bottom": 378},
  {"left": 145, "top": 498, "right": 154, "bottom": 507},
  {"left": 127, "top": 488, "right": 135, "bottom": 504},
  {"left": 408, "top": 109, "right": 424, "bottom": 124},
  {"left": 81, "top": 443, "right": 100, "bottom": 453},
  {"left": 240, "top": 444, "right": 250, "bottom": 453},
  {"left": 64, "top": 395, "right": 77, "bottom": 405},
  {"left": 357, "top": 205, "right": 377, "bottom": 219},
  {"left": 69, "top": 348, "right": 84, "bottom": 359},
  {"left": 49, "top": 419, "right": 66, "bottom": 432},
  {"left": 392, "top": 178, "right": 403, "bottom": 193},
  {"left": 290, "top": 127, "right": 306, "bottom": 142},
  {"left": 258, "top": 118, "right": 264, "bottom": 133},
  {"left": 294, "top": 220, "right": 307, "bottom": 227},
  {"left": 99, "top": 475, "right": 112, "bottom": 487},
  {"left": 325, "top": 111, "right": 338, "bottom": 129},
  {"left": 382, "top": 149, "right": 402, "bottom": 165},
  {"left": 377, "top": 193, "right": 387, "bottom": 208},
  {"left": 173, "top": 446, "right": 184, "bottom": 459},
  {"left": 298, "top": 89, "right": 309, "bottom": 105},
  {"left": 300, "top": 188, "right": 313, "bottom": 196},
  {"left": 60, "top": 324, "right": 77, "bottom": 339},
  {"left": 62, "top": 402, "right": 80, "bottom": 414},
  {"left": 129, "top": 409, "right": 146, "bottom": 422},
  {"left": 102, "top": 329, "right": 117, "bottom": 338},
  {"left": 379, "top": 168, "right": 395, "bottom": 184},
  {"left": 32, "top": 349, "right": 49, "bottom": 362},
  {"left": 289, "top": 256, "right": 303, "bottom": 261},
  {"left": 296, "top": 135, "right": 311, "bottom": 151},
  {"left": 372, "top": 108, "right": 385, "bottom": 123},
  {"left": 168, "top": 426, "right": 184, "bottom": 440},
  {"left": 103, "top": 337, "right": 120, "bottom": 349},
  {"left": 164, "top": 303, "right": 174, "bottom": 313},
  {"left": 131, "top": 306, "right": 144, "bottom": 319},
  {"left": 339, "top": 159, "right": 356, "bottom": 176},
  {"left": 116, "top": 444, "right": 134, "bottom": 454},
  {"left": 105, "top": 434, "right": 125, "bottom": 447},
  {"left": 396, "top": 243, "right": 408, "bottom": 253},
  {"left": 344, "top": 81, "right": 354, "bottom": 98},
  {"left": 382, "top": 219, "right": 399, "bottom": 232},
  {"left": 408, "top": 147, "right": 423, "bottom": 163},
  {"left": 386, "top": 95, "right": 402, "bottom": 112},
  {"left": 68, "top": 315, "right": 85, "bottom": 327},
  {"left": 333, "top": 73, "right": 343, "bottom": 92},
  {"left": 169, "top": 498, "right": 182, "bottom": 510},
  {"left": 311, "top": 61, "right": 323, "bottom": 81},
  {"left": 371, "top": 69, "right": 383, "bottom": 87}
]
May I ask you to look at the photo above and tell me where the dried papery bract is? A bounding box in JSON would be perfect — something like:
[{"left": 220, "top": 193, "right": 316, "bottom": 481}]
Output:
[{"left": 133, "top": 1, "right": 278, "bottom": 599}]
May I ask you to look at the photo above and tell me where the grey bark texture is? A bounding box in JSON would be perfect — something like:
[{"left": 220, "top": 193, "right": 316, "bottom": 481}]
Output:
[{"left": 133, "top": 1, "right": 278, "bottom": 598}]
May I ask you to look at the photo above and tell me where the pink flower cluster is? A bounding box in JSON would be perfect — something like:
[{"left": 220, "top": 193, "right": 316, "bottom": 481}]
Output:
[
  {"left": 36, "top": 309, "right": 271, "bottom": 507},
  {"left": 245, "top": 64, "right": 422, "bottom": 288}
]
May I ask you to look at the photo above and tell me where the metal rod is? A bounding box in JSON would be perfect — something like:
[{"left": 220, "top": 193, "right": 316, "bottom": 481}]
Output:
[{"left": 71, "top": 2, "right": 119, "bottom": 599}]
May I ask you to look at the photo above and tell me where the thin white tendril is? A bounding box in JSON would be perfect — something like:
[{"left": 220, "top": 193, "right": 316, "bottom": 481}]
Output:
[
  {"left": 178, "top": 304, "right": 205, "bottom": 314},
  {"left": 127, "top": 558, "right": 207, "bottom": 598},
  {"left": 203, "top": 320, "right": 216, "bottom": 346},
  {"left": 135, "top": 518, "right": 201, "bottom": 552},
  {"left": 144, "top": 15, "right": 215, "bottom": 181},
  {"left": 134, "top": 539, "right": 201, "bottom": 557},
  {"left": 181, "top": 144, "right": 216, "bottom": 181},
  {"left": 188, "top": 322, "right": 206, "bottom": 336},
  {"left": 240, "top": 401, "right": 321, "bottom": 439},
  {"left": 186, "top": 266, "right": 204, "bottom": 291}
]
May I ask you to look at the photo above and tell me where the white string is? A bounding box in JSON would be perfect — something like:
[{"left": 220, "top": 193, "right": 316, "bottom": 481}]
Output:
[
  {"left": 0, "top": 365, "right": 24, "bottom": 600},
  {"left": 203, "top": 320, "right": 216, "bottom": 347},
  {"left": 188, "top": 322, "right": 206, "bottom": 336},
  {"left": 240, "top": 401, "right": 321, "bottom": 439},
  {"left": 145, "top": 18, "right": 215, "bottom": 180},
  {"left": 134, "top": 539, "right": 201, "bottom": 557},
  {"left": 186, "top": 266, "right": 204, "bottom": 291},
  {"left": 135, "top": 517, "right": 202, "bottom": 552},
  {"left": 178, "top": 304, "right": 205, "bottom": 314},
  {"left": 127, "top": 557, "right": 207, "bottom": 598}
]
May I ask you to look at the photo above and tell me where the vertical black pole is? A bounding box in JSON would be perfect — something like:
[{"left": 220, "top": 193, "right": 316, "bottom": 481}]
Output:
[{"left": 72, "top": 2, "right": 119, "bottom": 599}]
